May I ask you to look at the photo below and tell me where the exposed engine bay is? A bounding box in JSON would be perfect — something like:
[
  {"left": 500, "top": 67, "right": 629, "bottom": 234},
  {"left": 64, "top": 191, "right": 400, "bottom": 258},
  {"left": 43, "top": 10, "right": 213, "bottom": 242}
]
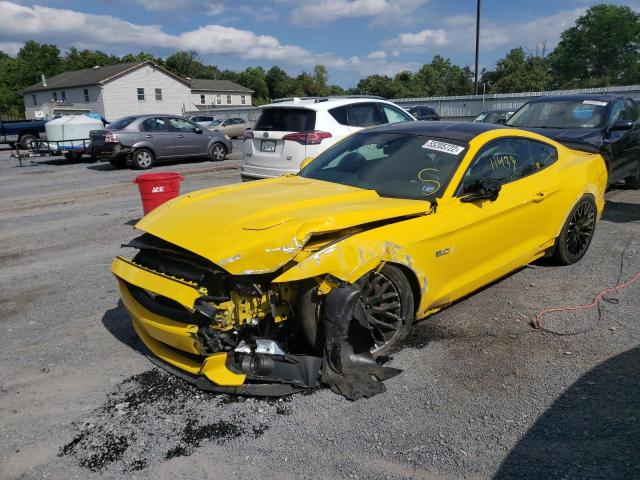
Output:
[{"left": 118, "top": 233, "right": 401, "bottom": 400}]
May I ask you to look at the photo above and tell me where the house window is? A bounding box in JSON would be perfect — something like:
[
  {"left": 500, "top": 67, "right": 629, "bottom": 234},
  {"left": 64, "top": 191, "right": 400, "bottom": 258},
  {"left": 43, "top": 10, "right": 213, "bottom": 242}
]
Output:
[
  {"left": 32, "top": 94, "right": 37, "bottom": 106},
  {"left": 155, "top": 88, "right": 163, "bottom": 101},
  {"left": 227, "top": 95, "right": 231, "bottom": 104},
  {"left": 52, "top": 92, "right": 58, "bottom": 101},
  {"left": 241, "top": 95, "right": 246, "bottom": 105},
  {"left": 83, "top": 89, "right": 90, "bottom": 102},
  {"left": 216, "top": 94, "right": 221, "bottom": 105},
  {"left": 61, "top": 91, "right": 66, "bottom": 101},
  {"left": 200, "top": 94, "right": 206, "bottom": 105},
  {"left": 137, "top": 88, "right": 145, "bottom": 101}
]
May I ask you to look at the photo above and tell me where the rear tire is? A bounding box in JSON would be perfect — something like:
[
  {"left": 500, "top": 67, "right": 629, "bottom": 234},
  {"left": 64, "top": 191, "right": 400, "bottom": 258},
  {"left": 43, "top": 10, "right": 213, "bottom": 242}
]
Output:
[
  {"left": 297, "top": 264, "right": 415, "bottom": 357},
  {"left": 625, "top": 164, "right": 640, "bottom": 189},
  {"left": 553, "top": 196, "right": 597, "bottom": 265},
  {"left": 132, "top": 148, "right": 154, "bottom": 169},
  {"left": 19, "top": 134, "right": 38, "bottom": 150},
  {"left": 209, "top": 143, "right": 226, "bottom": 161}
]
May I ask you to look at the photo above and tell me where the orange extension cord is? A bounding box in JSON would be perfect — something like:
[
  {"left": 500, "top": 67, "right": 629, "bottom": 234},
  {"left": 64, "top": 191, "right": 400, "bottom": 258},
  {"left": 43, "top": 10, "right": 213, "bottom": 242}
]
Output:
[{"left": 532, "top": 236, "right": 639, "bottom": 335}]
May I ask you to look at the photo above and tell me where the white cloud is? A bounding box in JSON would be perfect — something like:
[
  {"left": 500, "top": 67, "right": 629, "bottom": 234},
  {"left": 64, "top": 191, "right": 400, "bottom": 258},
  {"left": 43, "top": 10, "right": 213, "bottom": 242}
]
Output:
[
  {"left": 288, "top": 0, "right": 428, "bottom": 25},
  {"left": 136, "top": 0, "right": 192, "bottom": 11},
  {"left": 0, "top": 41, "right": 22, "bottom": 55},
  {"left": 394, "top": 29, "right": 447, "bottom": 47},
  {"left": 0, "top": 1, "right": 415, "bottom": 79},
  {"left": 366, "top": 50, "right": 387, "bottom": 59}
]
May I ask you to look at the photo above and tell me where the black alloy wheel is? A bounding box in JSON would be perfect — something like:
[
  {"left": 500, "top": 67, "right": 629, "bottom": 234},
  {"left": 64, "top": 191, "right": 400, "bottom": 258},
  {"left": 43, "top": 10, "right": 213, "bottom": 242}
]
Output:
[{"left": 553, "top": 196, "right": 596, "bottom": 265}]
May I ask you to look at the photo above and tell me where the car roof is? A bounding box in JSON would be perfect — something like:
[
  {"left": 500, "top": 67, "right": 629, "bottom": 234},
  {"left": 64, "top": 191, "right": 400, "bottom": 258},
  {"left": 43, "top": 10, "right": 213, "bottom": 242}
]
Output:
[
  {"left": 527, "top": 94, "right": 620, "bottom": 104},
  {"left": 261, "top": 97, "right": 401, "bottom": 111},
  {"left": 361, "top": 121, "right": 506, "bottom": 142},
  {"left": 480, "top": 109, "right": 513, "bottom": 113}
]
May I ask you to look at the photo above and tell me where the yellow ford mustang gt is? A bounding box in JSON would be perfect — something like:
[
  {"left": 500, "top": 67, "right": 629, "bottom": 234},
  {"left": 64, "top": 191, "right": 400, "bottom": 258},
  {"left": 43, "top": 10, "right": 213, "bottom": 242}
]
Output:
[{"left": 112, "top": 122, "right": 607, "bottom": 399}]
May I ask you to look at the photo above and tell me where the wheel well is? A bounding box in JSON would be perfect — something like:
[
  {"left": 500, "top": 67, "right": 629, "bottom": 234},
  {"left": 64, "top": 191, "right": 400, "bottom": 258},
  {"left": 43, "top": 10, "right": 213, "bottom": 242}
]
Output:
[
  {"left": 391, "top": 262, "right": 422, "bottom": 315},
  {"left": 134, "top": 146, "right": 155, "bottom": 157},
  {"left": 19, "top": 131, "right": 38, "bottom": 137},
  {"left": 211, "top": 142, "right": 227, "bottom": 152}
]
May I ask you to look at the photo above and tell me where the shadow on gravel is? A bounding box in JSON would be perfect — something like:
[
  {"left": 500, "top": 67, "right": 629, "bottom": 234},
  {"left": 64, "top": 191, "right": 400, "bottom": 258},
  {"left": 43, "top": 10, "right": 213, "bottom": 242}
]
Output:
[
  {"left": 101, "top": 302, "right": 146, "bottom": 355},
  {"left": 37, "top": 156, "right": 98, "bottom": 166},
  {"left": 601, "top": 200, "right": 640, "bottom": 224},
  {"left": 494, "top": 346, "right": 640, "bottom": 480}
]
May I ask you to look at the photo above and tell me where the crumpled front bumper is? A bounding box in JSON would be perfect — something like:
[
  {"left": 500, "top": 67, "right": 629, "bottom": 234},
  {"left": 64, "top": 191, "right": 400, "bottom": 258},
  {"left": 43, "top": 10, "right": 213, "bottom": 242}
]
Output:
[{"left": 112, "top": 256, "right": 321, "bottom": 396}]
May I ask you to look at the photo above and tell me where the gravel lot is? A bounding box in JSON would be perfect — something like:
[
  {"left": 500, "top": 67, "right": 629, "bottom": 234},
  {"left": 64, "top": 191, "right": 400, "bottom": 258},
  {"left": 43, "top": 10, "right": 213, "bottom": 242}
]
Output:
[{"left": 1, "top": 144, "right": 639, "bottom": 480}]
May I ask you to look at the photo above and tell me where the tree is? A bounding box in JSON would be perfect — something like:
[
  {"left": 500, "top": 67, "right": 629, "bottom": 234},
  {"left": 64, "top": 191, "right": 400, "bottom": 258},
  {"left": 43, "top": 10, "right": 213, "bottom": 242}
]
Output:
[
  {"left": 549, "top": 4, "right": 640, "bottom": 87},
  {"left": 353, "top": 75, "right": 397, "bottom": 98},
  {"left": 488, "top": 47, "right": 550, "bottom": 93},
  {"left": 266, "top": 66, "right": 292, "bottom": 100},
  {"left": 237, "top": 67, "right": 269, "bottom": 104},
  {"left": 311, "top": 64, "right": 328, "bottom": 96}
]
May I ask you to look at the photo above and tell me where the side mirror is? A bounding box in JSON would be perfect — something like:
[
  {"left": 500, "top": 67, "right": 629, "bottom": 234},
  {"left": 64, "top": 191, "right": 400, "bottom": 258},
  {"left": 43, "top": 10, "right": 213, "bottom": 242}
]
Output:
[
  {"left": 609, "top": 119, "right": 634, "bottom": 131},
  {"left": 460, "top": 178, "right": 501, "bottom": 203},
  {"left": 194, "top": 127, "right": 203, "bottom": 134},
  {"left": 300, "top": 157, "right": 314, "bottom": 169}
]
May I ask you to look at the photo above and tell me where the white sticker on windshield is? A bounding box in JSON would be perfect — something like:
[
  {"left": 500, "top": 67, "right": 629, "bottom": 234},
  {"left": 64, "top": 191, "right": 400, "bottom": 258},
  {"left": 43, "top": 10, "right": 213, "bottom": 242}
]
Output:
[
  {"left": 583, "top": 100, "right": 608, "bottom": 106},
  {"left": 422, "top": 139, "right": 465, "bottom": 155}
]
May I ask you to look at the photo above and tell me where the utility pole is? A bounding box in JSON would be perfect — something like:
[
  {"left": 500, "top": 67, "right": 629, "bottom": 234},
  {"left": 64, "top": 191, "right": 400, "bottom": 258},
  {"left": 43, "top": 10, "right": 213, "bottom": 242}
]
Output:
[{"left": 474, "top": 0, "right": 481, "bottom": 95}]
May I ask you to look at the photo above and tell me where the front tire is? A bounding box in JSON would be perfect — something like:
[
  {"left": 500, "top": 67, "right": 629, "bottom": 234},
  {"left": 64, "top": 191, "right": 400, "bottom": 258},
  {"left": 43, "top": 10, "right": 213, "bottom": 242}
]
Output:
[
  {"left": 553, "top": 196, "right": 597, "bottom": 265},
  {"left": 132, "top": 148, "right": 154, "bottom": 169},
  {"left": 298, "top": 264, "right": 415, "bottom": 357},
  {"left": 209, "top": 143, "right": 227, "bottom": 162}
]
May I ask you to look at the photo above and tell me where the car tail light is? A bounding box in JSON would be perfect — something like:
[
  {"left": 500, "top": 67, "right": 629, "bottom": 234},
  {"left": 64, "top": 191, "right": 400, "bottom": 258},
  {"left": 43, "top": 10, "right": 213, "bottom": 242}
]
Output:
[
  {"left": 105, "top": 131, "right": 119, "bottom": 143},
  {"left": 282, "top": 131, "right": 332, "bottom": 145},
  {"left": 243, "top": 129, "right": 254, "bottom": 140}
]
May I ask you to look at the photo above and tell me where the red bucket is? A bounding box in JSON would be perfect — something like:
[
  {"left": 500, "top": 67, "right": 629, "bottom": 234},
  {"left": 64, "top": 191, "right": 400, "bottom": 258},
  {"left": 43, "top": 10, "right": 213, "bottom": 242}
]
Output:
[{"left": 133, "top": 172, "right": 184, "bottom": 215}]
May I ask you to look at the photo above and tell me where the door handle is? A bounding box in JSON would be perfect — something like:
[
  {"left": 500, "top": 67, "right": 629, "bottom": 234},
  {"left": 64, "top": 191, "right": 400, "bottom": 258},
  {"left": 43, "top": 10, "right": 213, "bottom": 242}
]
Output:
[
  {"left": 145, "top": 135, "right": 153, "bottom": 138},
  {"left": 533, "top": 191, "right": 548, "bottom": 203}
]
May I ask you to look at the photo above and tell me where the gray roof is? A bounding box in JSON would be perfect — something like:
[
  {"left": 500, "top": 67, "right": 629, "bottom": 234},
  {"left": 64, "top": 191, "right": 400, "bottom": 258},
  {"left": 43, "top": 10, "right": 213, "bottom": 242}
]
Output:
[
  {"left": 189, "top": 79, "right": 253, "bottom": 93},
  {"left": 23, "top": 61, "right": 190, "bottom": 93}
]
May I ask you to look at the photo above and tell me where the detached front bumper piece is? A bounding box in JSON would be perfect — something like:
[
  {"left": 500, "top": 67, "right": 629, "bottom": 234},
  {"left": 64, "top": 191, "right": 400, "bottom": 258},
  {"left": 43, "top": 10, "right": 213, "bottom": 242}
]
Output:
[{"left": 112, "top": 256, "right": 321, "bottom": 396}]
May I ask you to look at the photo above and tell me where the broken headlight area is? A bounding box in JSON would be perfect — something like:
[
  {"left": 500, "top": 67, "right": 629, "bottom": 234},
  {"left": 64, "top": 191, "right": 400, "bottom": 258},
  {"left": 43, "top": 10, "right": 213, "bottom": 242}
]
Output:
[{"left": 116, "top": 233, "right": 401, "bottom": 400}]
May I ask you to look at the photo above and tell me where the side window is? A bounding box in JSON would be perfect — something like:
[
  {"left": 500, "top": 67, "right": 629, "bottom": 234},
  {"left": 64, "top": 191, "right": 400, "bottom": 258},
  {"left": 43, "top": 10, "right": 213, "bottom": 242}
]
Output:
[
  {"left": 608, "top": 99, "right": 628, "bottom": 125},
  {"left": 140, "top": 117, "right": 168, "bottom": 132},
  {"left": 458, "top": 138, "right": 557, "bottom": 195},
  {"left": 329, "top": 106, "right": 348, "bottom": 125},
  {"left": 382, "top": 105, "right": 412, "bottom": 124},
  {"left": 623, "top": 99, "right": 639, "bottom": 121},
  {"left": 168, "top": 118, "right": 198, "bottom": 132},
  {"left": 347, "top": 103, "right": 385, "bottom": 127}
]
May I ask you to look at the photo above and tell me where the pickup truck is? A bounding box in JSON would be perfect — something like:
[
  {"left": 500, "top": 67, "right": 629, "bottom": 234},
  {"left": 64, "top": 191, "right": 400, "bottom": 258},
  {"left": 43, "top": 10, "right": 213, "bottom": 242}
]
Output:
[{"left": 0, "top": 119, "right": 47, "bottom": 149}]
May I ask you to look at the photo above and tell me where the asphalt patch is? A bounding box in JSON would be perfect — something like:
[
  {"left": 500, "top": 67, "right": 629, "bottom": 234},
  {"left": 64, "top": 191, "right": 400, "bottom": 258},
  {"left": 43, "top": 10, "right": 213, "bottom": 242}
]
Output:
[{"left": 59, "top": 367, "right": 294, "bottom": 473}]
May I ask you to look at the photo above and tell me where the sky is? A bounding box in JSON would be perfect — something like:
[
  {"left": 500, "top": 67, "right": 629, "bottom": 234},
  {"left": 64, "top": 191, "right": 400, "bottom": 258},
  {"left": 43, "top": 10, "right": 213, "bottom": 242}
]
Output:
[{"left": 0, "top": 0, "right": 638, "bottom": 87}]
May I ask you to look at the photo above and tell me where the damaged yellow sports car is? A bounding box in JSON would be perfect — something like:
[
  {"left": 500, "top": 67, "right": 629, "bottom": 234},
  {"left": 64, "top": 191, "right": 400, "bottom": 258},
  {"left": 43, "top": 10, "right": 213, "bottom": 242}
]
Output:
[{"left": 112, "top": 122, "right": 607, "bottom": 399}]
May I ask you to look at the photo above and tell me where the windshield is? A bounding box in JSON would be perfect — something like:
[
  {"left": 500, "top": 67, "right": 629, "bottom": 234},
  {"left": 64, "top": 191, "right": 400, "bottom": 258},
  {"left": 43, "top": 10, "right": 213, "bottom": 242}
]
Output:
[
  {"left": 209, "top": 120, "right": 222, "bottom": 126},
  {"left": 299, "top": 133, "right": 467, "bottom": 201},
  {"left": 108, "top": 116, "right": 136, "bottom": 130},
  {"left": 473, "top": 112, "right": 489, "bottom": 122},
  {"left": 508, "top": 99, "right": 608, "bottom": 129}
]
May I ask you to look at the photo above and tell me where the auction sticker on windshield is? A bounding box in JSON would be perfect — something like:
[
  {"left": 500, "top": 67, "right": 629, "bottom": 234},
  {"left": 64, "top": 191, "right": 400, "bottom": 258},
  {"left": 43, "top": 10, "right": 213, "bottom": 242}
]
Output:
[
  {"left": 583, "top": 100, "right": 608, "bottom": 107},
  {"left": 422, "top": 139, "right": 465, "bottom": 155}
]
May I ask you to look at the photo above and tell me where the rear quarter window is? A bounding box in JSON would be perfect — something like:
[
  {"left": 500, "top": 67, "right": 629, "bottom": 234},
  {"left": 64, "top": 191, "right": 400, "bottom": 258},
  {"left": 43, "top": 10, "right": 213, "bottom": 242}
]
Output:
[{"left": 256, "top": 108, "right": 316, "bottom": 132}]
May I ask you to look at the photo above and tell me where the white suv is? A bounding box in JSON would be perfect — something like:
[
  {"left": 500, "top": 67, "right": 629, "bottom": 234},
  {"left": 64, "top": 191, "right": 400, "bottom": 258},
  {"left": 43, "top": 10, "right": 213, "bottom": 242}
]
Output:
[{"left": 241, "top": 96, "right": 415, "bottom": 180}]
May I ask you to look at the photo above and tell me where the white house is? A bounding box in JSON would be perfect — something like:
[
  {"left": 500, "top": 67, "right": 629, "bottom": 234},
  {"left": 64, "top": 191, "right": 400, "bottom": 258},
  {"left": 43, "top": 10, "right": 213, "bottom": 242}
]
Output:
[
  {"left": 23, "top": 62, "right": 193, "bottom": 121},
  {"left": 22, "top": 62, "right": 253, "bottom": 121},
  {"left": 189, "top": 79, "right": 253, "bottom": 110}
]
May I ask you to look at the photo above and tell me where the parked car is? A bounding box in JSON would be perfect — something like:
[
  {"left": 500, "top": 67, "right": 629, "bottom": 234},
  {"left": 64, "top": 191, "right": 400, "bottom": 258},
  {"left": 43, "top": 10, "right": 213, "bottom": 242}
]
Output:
[
  {"left": 0, "top": 118, "right": 47, "bottom": 149},
  {"left": 407, "top": 105, "right": 440, "bottom": 121},
  {"left": 241, "top": 96, "right": 415, "bottom": 180},
  {"left": 507, "top": 94, "right": 640, "bottom": 187},
  {"left": 112, "top": 122, "right": 606, "bottom": 398},
  {"left": 472, "top": 109, "right": 514, "bottom": 124},
  {"left": 206, "top": 117, "right": 253, "bottom": 138},
  {"left": 90, "top": 114, "right": 232, "bottom": 169},
  {"left": 185, "top": 114, "right": 215, "bottom": 128}
]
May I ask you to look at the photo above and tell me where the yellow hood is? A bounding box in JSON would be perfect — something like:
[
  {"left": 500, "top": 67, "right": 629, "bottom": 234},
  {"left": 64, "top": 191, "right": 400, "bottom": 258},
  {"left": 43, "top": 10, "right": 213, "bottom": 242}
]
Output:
[{"left": 135, "top": 175, "right": 429, "bottom": 275}]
